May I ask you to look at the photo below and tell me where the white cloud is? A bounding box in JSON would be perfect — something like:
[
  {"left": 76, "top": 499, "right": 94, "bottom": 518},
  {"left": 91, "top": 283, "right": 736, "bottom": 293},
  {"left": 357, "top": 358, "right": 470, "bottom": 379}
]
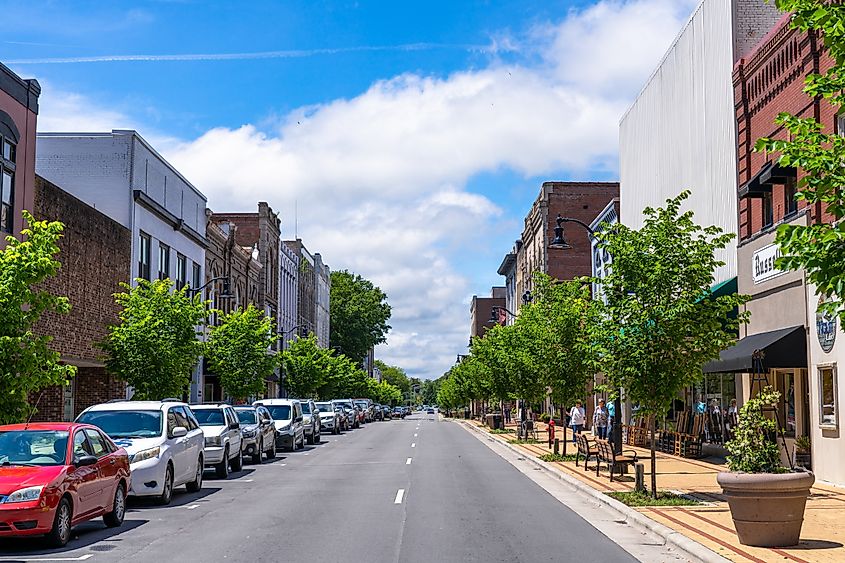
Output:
[{"left": 33, "top": 0, "right": 697, "bottom": 380}]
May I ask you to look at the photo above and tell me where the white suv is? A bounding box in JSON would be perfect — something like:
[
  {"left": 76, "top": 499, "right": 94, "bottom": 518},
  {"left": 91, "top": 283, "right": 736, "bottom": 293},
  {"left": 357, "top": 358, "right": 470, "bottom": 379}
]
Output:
[
  {"left": 190, "top": 404, "right": 244, "bottom": 478},
  {"left": 255, "top": 399, "right": 305, "bottom": 451},
  {"left": 76, "top": 400, "right": 205, "bottom": 505}
]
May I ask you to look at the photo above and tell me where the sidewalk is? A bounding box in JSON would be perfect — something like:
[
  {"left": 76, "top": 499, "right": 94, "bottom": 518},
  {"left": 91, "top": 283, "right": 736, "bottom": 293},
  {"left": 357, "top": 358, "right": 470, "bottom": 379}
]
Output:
[{"left": 465, "top": 419, "right": 845, "bottom": 563}]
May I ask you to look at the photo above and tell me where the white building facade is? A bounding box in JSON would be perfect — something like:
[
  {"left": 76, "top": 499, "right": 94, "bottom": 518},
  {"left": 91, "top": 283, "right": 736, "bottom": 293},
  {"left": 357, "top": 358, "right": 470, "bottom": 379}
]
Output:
[
  {"left": 36, "top": 129, "right": 208, "bottom": 399},
  {"left": 279, "top": 239, "right": 299, "bottom": 349},
  {"left": 314, "top": 253, "right": 331, "bottom": 349}
]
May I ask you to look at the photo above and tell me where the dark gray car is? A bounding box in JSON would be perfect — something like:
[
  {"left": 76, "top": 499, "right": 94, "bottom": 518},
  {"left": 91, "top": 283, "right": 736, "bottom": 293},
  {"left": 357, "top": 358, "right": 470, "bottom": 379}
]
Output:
[{"left": 234, "top": 406, "right": 277, "bottom": 464}]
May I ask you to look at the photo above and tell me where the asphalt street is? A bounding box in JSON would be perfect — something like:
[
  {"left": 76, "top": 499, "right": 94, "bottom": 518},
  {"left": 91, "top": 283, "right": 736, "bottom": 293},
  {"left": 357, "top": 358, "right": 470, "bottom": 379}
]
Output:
[{"left": 0, "top": 413, "right": 643, "bottom": 563}]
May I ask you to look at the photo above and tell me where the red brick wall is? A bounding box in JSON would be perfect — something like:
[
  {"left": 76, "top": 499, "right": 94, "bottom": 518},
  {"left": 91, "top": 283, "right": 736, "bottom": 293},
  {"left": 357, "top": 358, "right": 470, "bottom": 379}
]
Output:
[
  {"left": 545, "top": 182, "right": 620, "bottom": 280},
  {"left": 29, "top": 176, "right": 131, "bottom": 420},
  {"left": 735, "top": 20, "right": 834, "bottom": 240}
]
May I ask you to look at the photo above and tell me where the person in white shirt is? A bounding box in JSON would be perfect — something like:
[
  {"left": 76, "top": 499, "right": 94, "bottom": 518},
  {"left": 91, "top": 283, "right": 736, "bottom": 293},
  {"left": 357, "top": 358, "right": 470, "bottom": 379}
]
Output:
[{"left": 568, "top": 400, "right": 586, "bottom": 443}]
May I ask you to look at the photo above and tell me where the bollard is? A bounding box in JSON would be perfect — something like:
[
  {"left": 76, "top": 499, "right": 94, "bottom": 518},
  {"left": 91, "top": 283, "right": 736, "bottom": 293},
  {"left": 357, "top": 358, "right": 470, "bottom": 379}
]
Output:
[
  {"left": 635, "top": 463, "right": 645, "bottom": 493},
  {"left": 553, "top": 438, "right": 560, "bottom": 456}
]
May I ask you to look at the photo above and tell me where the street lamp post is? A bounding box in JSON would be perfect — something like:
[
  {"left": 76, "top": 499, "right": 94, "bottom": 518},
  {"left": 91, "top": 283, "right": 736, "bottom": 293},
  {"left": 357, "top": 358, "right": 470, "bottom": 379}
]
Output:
[{"left": 549, "top": 214, "right": 623, "bottom": 455}]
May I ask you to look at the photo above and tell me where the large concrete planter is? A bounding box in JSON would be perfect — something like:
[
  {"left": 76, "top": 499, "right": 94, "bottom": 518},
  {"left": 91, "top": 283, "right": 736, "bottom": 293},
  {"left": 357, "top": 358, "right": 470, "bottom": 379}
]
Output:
[{"left": 717, "top": 471, "right": 814, "bottom": 547}]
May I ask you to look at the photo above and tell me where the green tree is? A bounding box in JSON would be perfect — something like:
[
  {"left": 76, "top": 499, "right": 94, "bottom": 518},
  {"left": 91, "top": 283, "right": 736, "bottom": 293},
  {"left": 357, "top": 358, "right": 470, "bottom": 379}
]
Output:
[
  {"left": 207, "top": 304, "right": 280, "bottom": 402},
  {"left": 421, "top": 379, "right": 440, "bottom": 405},
  {"left": 0, "top": 212, "right": 76, "bottom": 424},
  {"left": 755, "top": 1, "right": 845, "bottom": 317},
  {"left": 329, "top": 270, "right": 391, "bottom": 363},
  {"left": 375, "top": 360, "right": 410, "bottom": 394},
  {"left": 595, "top": 192, "right": 748, "bottom": 496},
  {"left": 282, "top": 335, "right": 331, "bottom": 398},
  {"left": 103, "top": 279, "right": 208, "bottom": 401}
]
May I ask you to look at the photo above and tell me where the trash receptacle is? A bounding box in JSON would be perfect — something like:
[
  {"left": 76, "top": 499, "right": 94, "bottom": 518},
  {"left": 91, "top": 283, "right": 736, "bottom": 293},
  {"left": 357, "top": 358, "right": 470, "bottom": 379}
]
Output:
[{"left": 485, "top": 413, "right": 503, "bottom": 430}]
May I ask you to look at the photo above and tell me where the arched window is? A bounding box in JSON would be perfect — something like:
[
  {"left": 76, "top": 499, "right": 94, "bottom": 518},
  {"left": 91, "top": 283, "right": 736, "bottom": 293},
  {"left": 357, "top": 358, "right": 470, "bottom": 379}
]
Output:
[{"left": 0, "top": 110, "right": 19, "bottom": 233}]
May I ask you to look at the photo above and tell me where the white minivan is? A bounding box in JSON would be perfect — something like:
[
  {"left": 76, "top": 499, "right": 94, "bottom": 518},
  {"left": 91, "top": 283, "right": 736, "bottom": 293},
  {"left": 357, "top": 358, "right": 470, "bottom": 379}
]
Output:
[
  {"left": 254, "top": 399, "right": 305, "bottom": 451},
  {"left": 76, "top": 400, "right": 205, "bottom": 505}
]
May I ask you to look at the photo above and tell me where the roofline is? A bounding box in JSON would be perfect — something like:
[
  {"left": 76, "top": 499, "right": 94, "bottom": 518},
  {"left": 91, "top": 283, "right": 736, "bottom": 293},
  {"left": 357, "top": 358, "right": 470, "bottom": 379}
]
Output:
[{"left": 36, "top": 129, "right": 208, "bottom": 202}]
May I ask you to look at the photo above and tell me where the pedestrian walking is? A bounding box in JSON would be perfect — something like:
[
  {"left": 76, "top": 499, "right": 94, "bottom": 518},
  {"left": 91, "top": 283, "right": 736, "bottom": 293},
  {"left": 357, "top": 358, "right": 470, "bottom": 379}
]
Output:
[
  {"left": 607, "top": 399, "right": 616, "bottom": 441},
  {"left": 593, "top": 399, "right": 609, "bottom": 440},
  {"left": 568, "top": 401, "right": 586, "bottom": 443}
]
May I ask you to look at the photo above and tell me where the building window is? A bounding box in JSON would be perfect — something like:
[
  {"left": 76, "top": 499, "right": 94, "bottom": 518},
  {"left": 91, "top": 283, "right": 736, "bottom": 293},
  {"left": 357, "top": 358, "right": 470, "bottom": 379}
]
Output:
[
  {"left": 819, "top": 365, "right": 838, "bottom": 428},
  {"left": 762, "top": 191, "right": 774, "bottom": 228},
  {"left": 784, "top": 178, "right": 798, "bottom": 217},
  {"left": 192, "top": 262, "right": 201, "bottom": 290},
  {"left": 0, "top": 137, "right": 15, "bottom": 234},
  {"left": 139, "top": 232, "right": 151, "bottom": 281},
  {"left": 176, "top": 254, "right": 187, "bottom": 289},
  {"left": 158, "top": 243, "right": 170, "bottom": 280}
]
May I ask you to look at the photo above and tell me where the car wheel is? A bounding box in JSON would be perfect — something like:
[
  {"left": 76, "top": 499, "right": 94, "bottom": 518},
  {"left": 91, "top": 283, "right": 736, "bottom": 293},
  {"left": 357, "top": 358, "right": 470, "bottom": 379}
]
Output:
[
  {"left": 216, "top": 447, "right": 230, "bottom": 478},
  {"left": 47, "top": 497, "right": 72, "bottom": 547},
  {"left": 297, "top": 434, "right": 305, "bottom": 449},
  {"left": 231, "top": 447, "right": 244, "bottom": 472},
  {"left": 268, "top": 440, "right": 277, "bottom": 458},
  {"left": 156, "top": 464, "right": 174, "bottom": 505},
  {"left": 306, "top": 432, "right": 314, "bottom": 445},
  {"left": 186, "top": 457, "right": 204, "bottom": 492},
  {"left": 252, "top": 440, "right": 263, "bottom": 464},
  {"left": 104, "top": 483, "right": 126, "bottom": 528},
  {"left": 315, "top": 431, "right": 321, "bottom": 444}
]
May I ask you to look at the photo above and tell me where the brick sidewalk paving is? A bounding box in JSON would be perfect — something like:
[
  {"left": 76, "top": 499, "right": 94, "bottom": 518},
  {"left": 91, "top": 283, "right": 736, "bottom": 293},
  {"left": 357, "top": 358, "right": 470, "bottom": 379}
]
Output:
[{"left": 468, "top": 419, "right": 845, "bottom": 563}]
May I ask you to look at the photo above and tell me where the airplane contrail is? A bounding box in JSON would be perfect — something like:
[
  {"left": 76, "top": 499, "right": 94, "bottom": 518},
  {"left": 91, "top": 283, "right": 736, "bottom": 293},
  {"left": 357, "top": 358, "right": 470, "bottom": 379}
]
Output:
[{"left": 8, "top": 43, "right": 488, "bottom": 64}]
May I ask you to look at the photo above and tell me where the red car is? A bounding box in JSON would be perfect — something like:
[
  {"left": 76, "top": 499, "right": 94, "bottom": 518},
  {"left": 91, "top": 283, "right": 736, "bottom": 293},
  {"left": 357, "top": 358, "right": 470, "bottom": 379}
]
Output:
[{"left": 0, "top": 422, "right": 131, "bottom": 547}]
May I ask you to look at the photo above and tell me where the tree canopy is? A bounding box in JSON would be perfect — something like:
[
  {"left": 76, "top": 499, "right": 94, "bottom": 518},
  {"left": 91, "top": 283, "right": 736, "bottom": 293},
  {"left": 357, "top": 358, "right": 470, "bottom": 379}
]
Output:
[
  {"left": 0, "top": 212, "right": 76, "bottom": 424},
  {"left": 103, "top": 279, "right": 208, "bottom": 401},
  {"left": 329, "top": 270, "right": 391, "bottom": 364},
  {"left": 206, "top": 304, "right": 280, "bottom": 402}
]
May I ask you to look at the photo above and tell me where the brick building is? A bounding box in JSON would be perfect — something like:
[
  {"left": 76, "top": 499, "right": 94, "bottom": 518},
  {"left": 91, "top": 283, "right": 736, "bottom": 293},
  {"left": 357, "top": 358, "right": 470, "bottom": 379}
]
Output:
[
  {"left": 202, "top": 214, "right": 263, "bottom": 402},
  {"left": 469, "top": 287, "right": 506, "bottom": 339},
  {"left": 708, "top": 14, "right": 845, "bottom": 486},
  {"left": 212, "top": 202, "right": 282, "bottom": 397},
  {"left": 515, "top": 181, "right": 619, "bottom": 312},
  {"left": 0, "top": 62, "right": 39, "bottom": 244},
  {"left": 31, "top": 176, "right": 131, "bottom": 421}
]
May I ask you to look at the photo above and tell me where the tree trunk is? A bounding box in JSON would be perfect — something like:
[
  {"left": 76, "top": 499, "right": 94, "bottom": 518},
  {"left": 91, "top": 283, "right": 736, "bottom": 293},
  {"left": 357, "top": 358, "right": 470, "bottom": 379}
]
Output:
[
  {"left": 561, "top": 406, "right": 568, "bottom": 457},
  {"left": 650, "top": 423, "right": 657, "bottom": 498}
]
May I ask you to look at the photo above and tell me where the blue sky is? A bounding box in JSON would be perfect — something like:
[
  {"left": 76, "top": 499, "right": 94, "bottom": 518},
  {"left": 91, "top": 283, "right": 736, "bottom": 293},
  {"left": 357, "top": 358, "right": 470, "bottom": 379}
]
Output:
[{"left": 3, "top": 0, "right": 699, "bottom": 379}]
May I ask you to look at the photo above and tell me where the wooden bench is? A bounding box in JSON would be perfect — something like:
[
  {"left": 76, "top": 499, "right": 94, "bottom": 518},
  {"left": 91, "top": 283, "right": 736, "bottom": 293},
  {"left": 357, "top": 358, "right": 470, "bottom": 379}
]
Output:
[
  {"left": 595, "top": 439, "right": 638, "bottom": 482},
  {"left": 575, "top": 433, "right": 597, "bottom": 471},
  {"left": 674, "top": 413, "right": 705, "bottom": 459}
]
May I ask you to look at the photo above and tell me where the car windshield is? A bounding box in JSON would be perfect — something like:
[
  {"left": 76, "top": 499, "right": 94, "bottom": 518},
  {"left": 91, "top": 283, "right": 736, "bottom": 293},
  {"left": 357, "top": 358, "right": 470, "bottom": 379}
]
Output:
[
  {"left": 193, "top": 409, "right": 226, "bottom": 426},
  {"left": 0, "top": 430, "right": 69, "bottom": 466},
  {"left": 354, "top": 402, "right": 368, "bottom": 409},
  {"left": 300, "top": 403, "right": 311, "bottom": 414},
  {"left": 316, "top": 403, "right": 333, "bottom": 413},
  {"left": 335, "top": 402, "right": 353, "bottom": 410},
  {"left": 266, "top": 405, "right": 291, "bottom": 420},
  {"left": 77, "top": 410, "right": 162, "bottom": 439},
  {"left": 235, "top": 410, "right": 257, "bottom": 424}
]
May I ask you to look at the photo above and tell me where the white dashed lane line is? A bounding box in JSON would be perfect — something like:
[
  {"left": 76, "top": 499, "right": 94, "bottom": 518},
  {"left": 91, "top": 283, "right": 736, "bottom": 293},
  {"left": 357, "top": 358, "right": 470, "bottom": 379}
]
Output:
[
  {"left": 394, "top": 489, "right": 405, "bottom": 504},
  {"left": 406, "top": 457, "right": 412, "bottom": 465},
  {"left": 411, "top": 443, "right": 416, "bottom": 448}
]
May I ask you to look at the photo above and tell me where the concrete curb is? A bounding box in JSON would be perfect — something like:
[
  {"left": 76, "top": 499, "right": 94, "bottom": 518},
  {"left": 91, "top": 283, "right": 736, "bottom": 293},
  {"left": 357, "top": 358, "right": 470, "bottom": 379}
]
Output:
[{"left": 458, "top": 420, "right": 731, "bottom": 563}]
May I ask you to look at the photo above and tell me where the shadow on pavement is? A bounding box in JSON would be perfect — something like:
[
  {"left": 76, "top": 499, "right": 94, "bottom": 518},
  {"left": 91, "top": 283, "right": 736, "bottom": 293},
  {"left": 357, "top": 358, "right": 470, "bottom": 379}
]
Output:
[{"left": 0, "top": 519, "right": 146, "bottom": 556}]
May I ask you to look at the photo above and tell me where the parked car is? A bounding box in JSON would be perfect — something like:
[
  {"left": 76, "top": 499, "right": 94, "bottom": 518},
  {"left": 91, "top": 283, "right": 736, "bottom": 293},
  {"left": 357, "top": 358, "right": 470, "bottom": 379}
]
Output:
[
  {"left": 77, "top": 399, "right": 204, "bottom": 504},
  {"left": 234, "top": 406, "right": 276, "bottom": 464},
  {"left": 354, "top": 399, "right": 374, "bottom": 422},
  {"left": 426, "top": 407, "right": 435, "bottom": 414},
  {"left": 333, "top": 400, "right": 359, "bottom": 429},
  {"left": 0, "top": 423, "right": 131, "bottom": 547},
  {"left": 299, "top": 399, "right": 321, "bottom": 445},
  {"left": 392, "top": 406, "right": 405, "bottom": 419},
  {"left": 372, "top": 405, "right": 384, "bottom": 421},
  {"left": 381, "top": 405, "right": 392, "bottom": 420},
  {"left": 315, "top": 401, "right": 341, "bottom": 434},
  {"left": 255, "top": 399, "right": 305, "bottom": 451},
  {"left": 191, "top": 403, "right": 244, "bottom": 478}
]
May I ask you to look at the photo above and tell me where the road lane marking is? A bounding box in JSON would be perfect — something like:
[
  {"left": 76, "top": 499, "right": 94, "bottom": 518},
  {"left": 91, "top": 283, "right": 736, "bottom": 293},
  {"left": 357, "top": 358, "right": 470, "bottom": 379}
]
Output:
[
  {"left": 186, "top": 503, "right": 200, "bottom": 510},
  {"left": 406, "top": 457, "right": 412, "bottom": 465},
  {"left": 0, "top": 556, "right": 94, "bottom": 562},
  {"left": 411, "top": 443, "right": 416, "bottom": 448},
  {"left": 414, "top": 433, "right": 418, "bottom": 437},
  {"left": 394, "top": 489, "right": 405, "bottom": 504},
  {"left": 219, "top": 478, "right": 254, "bottom": 483}
]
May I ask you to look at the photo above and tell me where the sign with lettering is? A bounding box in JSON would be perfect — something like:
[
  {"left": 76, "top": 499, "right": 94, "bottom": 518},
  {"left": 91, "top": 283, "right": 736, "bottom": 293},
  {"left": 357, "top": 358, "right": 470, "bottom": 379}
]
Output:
[
  {"left": 817, "top": 296, "right": 837, "bottom": 353},
  {"left": 752, "top": 244, "right": 785, "bottom": 284}
]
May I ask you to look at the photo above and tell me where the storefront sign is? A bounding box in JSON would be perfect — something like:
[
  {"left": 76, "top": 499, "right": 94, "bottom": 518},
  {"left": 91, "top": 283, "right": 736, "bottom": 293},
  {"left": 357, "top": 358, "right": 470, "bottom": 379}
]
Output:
[
  {"left": 752, "top": 244, "right": 785, "bottom": 284},
  {"left": 817, "top": 296, "right": 837, "bottom": 353}
]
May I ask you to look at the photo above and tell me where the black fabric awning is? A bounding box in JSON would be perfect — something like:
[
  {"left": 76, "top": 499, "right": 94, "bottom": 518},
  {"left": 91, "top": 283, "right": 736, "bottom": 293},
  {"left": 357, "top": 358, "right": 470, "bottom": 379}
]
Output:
[
  {"left": 738, "top": 162, "right": 796, "bottom": 199},
  {"left": 703, "top": 326, "right": 806, "bottom": 373}
]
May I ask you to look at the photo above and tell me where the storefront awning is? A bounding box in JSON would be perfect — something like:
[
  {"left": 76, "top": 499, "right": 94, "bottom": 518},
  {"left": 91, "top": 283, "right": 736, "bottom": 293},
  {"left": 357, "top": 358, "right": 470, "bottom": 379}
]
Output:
[{"left": 702, "top": 325, "right": 806, "bottom": 373}]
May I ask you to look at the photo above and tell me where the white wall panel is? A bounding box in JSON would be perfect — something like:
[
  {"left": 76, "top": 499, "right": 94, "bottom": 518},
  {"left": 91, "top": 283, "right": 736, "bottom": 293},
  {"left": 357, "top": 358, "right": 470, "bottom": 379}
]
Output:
[{"left": 620, "top": 0, "right": 738, "bottom": 283}]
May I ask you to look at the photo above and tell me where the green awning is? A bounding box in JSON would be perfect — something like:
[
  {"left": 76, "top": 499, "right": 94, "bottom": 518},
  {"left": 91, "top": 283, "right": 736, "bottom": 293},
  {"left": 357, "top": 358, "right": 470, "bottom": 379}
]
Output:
[{"left": 710, "top": 277, "right": 738, "bottom": 299}]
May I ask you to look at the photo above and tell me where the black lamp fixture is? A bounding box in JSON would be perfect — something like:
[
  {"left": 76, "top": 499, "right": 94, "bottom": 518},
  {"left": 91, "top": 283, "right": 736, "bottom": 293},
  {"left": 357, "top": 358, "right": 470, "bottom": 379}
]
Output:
[
  {"left": 188, "top": 276, "right": 233, "bottom": 299},
  {"left": 521, "top": 290, "right": 533, "bottom": 305},
  {"left": 550, "top": 214, "right": 572, "bottom": 249}
]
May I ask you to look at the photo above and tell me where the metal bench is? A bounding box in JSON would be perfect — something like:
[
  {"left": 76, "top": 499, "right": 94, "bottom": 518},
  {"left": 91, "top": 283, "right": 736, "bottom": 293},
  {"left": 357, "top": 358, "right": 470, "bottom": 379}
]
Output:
[{"left": 595, "top": 438, "right": 638, "bottom": 482}]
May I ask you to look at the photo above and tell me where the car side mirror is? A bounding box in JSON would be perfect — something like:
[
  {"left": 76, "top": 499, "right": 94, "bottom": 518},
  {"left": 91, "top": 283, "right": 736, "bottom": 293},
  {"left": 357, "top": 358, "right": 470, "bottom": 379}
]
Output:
[
  {"left": 172, "top": 426, "right": 188, "bottom": 438},
  {"left": 229, "top": 422, "right": 240, "bottom": 430},
  {"left": 75, "top": 455, "right": 98, "bottom": 467},
  {"left": 295, "top": 416, "right": 303, "bottom": 423}
]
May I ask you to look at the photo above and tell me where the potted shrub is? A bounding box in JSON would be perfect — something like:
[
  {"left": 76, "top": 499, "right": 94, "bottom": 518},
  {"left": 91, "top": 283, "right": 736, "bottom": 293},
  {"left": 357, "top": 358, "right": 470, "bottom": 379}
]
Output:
[
  {"left": 718, "top": 386, "right": 814, "bottom": 547},
  {"left": 794, "top": 435, "right": 812, "bottom": 471}
]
